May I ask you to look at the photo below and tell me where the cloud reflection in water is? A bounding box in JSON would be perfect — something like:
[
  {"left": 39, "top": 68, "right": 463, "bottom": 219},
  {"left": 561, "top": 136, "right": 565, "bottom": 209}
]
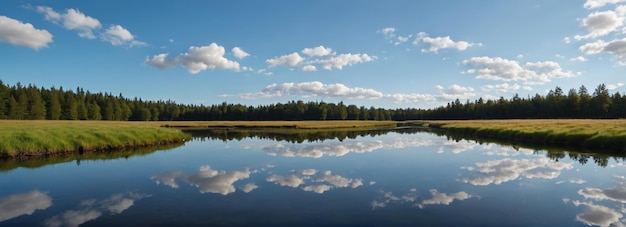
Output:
[
  {"left": 44, "top": 192, "right": 149, "bottom": 227},
  {"left": 0, "top": 190, "right": 52, "bottom": 222},
  {"left": 152, "top": 165, "right": 253, "bottom": 195},
  {"left": 461, "top": 157, "right": 573, "bottom": 186},
  {"left": 267, "top": 169, "right": 364, "bottom": 194}
]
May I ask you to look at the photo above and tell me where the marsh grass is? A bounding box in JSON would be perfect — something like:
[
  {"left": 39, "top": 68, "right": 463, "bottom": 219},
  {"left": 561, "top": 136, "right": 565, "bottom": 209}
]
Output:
[
  {"left": 423, "top": 119, "right": 626, "bottom": 150},
  {"left": 0, "top": 120, "right": 191, "bottom": 157}
]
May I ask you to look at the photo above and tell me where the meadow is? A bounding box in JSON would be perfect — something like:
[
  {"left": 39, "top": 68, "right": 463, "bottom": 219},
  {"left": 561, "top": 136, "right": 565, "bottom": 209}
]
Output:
[{"left": 421, "top": 119, "right": 626, "bottom": 150}]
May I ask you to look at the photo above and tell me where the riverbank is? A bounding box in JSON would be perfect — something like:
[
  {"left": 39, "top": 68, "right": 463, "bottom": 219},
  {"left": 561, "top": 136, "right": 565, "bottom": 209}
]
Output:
[
  {"left": 158, "top": 120, "right": 397, "bottom": 129},
  {"left": 0, "top": 121, "right": 191, "bottom": 158},
  {"left": 419, "top": 119, "right": 626, "bottom": 151}
]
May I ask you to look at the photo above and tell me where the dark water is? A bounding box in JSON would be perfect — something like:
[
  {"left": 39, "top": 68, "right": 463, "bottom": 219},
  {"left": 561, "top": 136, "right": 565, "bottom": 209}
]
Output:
[{"left": 1, "top": 128, "right": 625, "bottom": 226}]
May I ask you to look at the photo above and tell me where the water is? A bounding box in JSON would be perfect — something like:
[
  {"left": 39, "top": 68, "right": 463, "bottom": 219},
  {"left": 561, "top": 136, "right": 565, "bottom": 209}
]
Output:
[{"left": 1, "top": 129, "right": 625, "bottom": 226}]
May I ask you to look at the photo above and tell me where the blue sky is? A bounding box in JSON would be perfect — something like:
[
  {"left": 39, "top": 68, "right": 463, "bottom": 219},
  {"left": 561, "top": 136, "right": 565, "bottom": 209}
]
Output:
[{"left": 0, "top": 0, "right": 624, "bottom": 109}]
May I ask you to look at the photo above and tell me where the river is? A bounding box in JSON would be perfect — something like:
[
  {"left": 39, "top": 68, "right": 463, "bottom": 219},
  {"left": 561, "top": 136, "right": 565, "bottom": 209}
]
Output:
[{"left": 1, "top": 128, "right": 625, "bottom": 226}]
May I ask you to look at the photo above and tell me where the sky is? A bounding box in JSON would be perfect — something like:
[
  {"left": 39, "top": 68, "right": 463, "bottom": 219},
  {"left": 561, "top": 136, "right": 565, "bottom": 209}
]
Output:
[{"left": 0, "top": 0, "right": 625, "bottom": 109}]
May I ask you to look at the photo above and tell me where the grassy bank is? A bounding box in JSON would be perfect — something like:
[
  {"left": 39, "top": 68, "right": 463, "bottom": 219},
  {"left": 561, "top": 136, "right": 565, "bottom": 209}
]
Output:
[
  {"left": 0, "top": 120, "right": 191, "bottom": 158},
  {"left": 420, "top": 119, "right": 626, "bottom": 151}
]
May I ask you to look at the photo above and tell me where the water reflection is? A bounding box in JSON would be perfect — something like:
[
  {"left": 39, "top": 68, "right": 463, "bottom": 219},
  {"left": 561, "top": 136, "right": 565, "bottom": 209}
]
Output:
[
  {"left": 461, "top": 157, "right": 574, "bottom": 186},
  {"left": 562, "top": 176, "right": 626, "bottom": 227},
  {"left": 152, "top": 166, "right": 254, "bottom": 195},
  {"left": 244, "top": 137, "right": 436, "bottom": 158},
  {"left": 45, "top": 192, "right": 149, "bottom": 227},
  {"left": 267, "top": 169, "right": 364, "bottom": 194},
  {"left": 370, "top": 188, "right": 474, "bottom": 209},
  {"left": 0, "top": 190, "right": 52, "bottom": 222}
]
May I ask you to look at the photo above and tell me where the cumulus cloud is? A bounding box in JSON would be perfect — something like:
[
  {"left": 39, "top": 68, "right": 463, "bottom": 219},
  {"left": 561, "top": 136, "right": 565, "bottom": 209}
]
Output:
[
  {"left": 152, "top": 165, "right": 252, "bottom": 195},
  {"left": 0, "top": 190, "right": 52, "bottom": 222},
  {"left": 462, "top": 157, "right": 573, "bottom": 186},
  {"left": 462, "top": 56, "right": 576, "bottom": 85},
  {"left": 378, "top": 27, "right": 396, "bottom": 40},
  {"left": 302, "top": 45, "right": 334, "bottom": 57},
  {"left": 575, "top": 10, "right": 625, "bottom": 40},
  {"left": 36, "top": 6, "right": 144, "bottom": 46},
  {"left": 607, "top": 82, "right": 625, "bottom": 89},
  {"left": 481, "top": 83, "right": 533, "bottom": 93},
  {"left": 266, "top": 52, "right": 304, "bottom": 68},
  {"left": 238, "top": 81, "right": 383, "bottom": 100},
  {"left": 584, "top": 0, "right": 626, "bottom": 9},
  {"left": 315, "top": 170, "right": 363, "bottom": 188},
  {"left": 436, "top": 140, "right": 477, "bottom": 154},
  {"left": 315, "top": 53, "right": 375, "bottom": 70},
  {"left": 232, "top": 47, "right": 250, "bottom": 59},
  {"left": 570, "top": 56, "right": 589, "bottom": 62},
  {"left": 580, "top": 38, "right": 626, "bottom": 65},
  {"left": 45, "top": 192, "right": 149, "bottom": 227},
  {"left": 101, "top": 25, "right": 145, "bottom": 46},
  {"left": 146, "top": 43, "right": 241, "bottom": 74},
  {"left": 0, "top": 15, "right": 53, "bottom": 50},
  {"left": 235, "top": 81, "right": 476, "bottom": 105},
  {"left": 302, "top": 184, "right": 333, "bottom": 194},
  {"left": 266, "top": 46, "right": 374, "bottom": 71},
  {"left": 414, "top": 32, "right": 480, "bottom": 53}
]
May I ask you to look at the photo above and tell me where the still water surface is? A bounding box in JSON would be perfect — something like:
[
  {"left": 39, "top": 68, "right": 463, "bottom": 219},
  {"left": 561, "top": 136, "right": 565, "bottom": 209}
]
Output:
[{"left": 1, "top": 129, "right": 625, "bottom": 226}]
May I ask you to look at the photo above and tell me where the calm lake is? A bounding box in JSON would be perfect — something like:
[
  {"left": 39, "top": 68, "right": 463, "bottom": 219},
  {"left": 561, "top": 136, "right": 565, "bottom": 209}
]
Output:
[{"left": 1, "top": 128, "right": 625, "bottom": 226}]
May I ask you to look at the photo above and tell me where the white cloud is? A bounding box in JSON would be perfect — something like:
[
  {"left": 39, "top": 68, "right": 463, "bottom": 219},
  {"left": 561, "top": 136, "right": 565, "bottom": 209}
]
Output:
[
  {"left": 36, "top": 6, "right": 144, "bottom": 46},
  {"left": 151, "top": 171, "right": 186, "bottom": 188},
  {"left": 414, "top": 32, "right": 479, "bottom": 53},
  {"left": 575, "top": 10, "right": 625, "bottom": 40},
  {"left": 463, "top": 56, "right": 576, "bottom": 85},
  {"left": 386, "top": 93, "right": 437, "bottom": 103},
  {"left": 266, "top": 52, "right": 304, "bottom": 68},
  {"left": 417, "top": 189, "right": 473, "bottom": 209},
  {"left": 607, "top": 82, "right": 625, "bottom": 89},
  {"left": 299, "top": 169, "right": 317, "bottom": 176},
  {"left": 395, "top": 35, "right": 412, "bottom": 45},
  {"left": 584, "top": 0, "right": 626, "bottom": 9},
  {"left": 570, "top": 56, "right": 589, "bottom": 62},
  {"left": 301, "top": 65, "right": 317, "bottom": 71},
  {"left": 378, "top": 27, "right": 396, "bottom": 40},
  {"left": 462, "top": 157, "right": 574, "bottom": 186},
  {"left": 101, "top": 25, "right": 145, "bottom": 46},
  {"left": 435, "top": 84, "right": 476, "bottom": 99},
  {"left": 238, "top": 81, "right": 384, "bottom": 100},
  {"left": 302, "top": 45, "right": 334, "bottom": 57},
  {"left": 146, "top": 43, "right": 241, "bottom": 74},
  {"left": 481, "top": 83, "right": 533, "bottom": 93},
  {"left": 580, "top": 38, "right": 626, "bottom": 65},
  {"left": 316, "top": 53, "right": 375, "bottom": 70},
  {"left": 232, "top": 47, "right": 250, "bottom": 59},
  {"left": 315, "top": 170, "right": 362, "bottom": 188},
  {"left": 0, "top": 190, "right": 52, "bottom": 222},
  {"left": 0, "top": 15, "right": 53, "bottom": 50}
]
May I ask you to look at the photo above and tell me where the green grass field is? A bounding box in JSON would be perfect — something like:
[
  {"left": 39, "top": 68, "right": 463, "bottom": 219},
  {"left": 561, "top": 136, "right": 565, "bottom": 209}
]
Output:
[
  {"left": 0, "top": 120, "right": 191, "bottom": 157},
  {"left": 421, "top": 119, "right": 626, "bottom": 150}
]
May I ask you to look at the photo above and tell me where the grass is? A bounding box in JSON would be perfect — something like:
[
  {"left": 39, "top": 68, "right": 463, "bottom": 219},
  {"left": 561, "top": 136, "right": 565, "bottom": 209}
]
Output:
[
  {"left": 0, "top": 120, "right": 191, "bottom": 157},
  {"left": 418, "top": 119, "right": 626, "bottom": 151}
]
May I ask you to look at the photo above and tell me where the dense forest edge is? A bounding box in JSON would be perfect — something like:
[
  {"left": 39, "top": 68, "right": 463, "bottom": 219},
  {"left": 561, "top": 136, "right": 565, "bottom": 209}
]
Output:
[{"left": 0, "top": 80, "right": 624, "bottom": 121}]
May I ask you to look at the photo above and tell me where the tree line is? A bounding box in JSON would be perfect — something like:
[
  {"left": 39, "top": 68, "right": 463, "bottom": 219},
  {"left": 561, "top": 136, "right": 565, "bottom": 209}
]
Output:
[{"left": 0, "top": 81, "right": 624, "bottom": 121}]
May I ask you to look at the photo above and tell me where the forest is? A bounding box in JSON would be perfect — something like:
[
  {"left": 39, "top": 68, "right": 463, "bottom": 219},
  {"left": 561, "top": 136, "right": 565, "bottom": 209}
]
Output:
[{"left": 0, "top": 80, "right": 624, "bottom": 121}]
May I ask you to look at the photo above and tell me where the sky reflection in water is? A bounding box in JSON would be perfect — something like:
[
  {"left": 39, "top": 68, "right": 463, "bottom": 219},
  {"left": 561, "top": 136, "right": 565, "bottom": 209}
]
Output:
[{"left": 0, "top": 130, "right": 625, "bottom": 226}]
